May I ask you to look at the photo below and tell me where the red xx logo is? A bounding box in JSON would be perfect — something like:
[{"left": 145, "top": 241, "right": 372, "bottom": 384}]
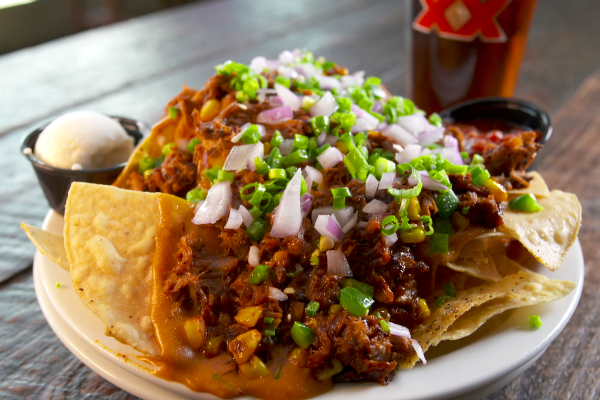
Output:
[{"left": 413, "top": 0, "right": 512, "bottom": 42}]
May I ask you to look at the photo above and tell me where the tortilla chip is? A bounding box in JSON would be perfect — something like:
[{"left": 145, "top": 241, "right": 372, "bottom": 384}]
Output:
[
  {"left": 399, "top": 269, "right": 575, "bottom": 368},
  {"left": 21, "top": 223, "right": 69, "bottom": 271},
  {"left": 508, "top": 171, "right": 550, "bottom": 198},
  {"left": 446, "top": 252, "right": 501, "bottom": 282},
  {"left": 501, "top": 190, "right": 582, "bottom": 271},
  {"left": 64, "top": 182, "right": 160, "bottom": 355}
]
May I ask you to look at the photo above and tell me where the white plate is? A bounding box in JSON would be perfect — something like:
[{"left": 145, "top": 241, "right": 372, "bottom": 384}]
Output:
[{"left": 35, "top": 210, "right": 584, "bottom": 400}]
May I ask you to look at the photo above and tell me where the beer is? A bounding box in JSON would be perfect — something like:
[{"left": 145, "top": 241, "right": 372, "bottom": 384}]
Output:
[{"left": 408, "top": 0, "right": 537, "bottom": 114}]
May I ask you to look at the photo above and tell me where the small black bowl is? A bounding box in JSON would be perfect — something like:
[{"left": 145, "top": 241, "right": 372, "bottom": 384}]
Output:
[
  {"left": 438, "top": 97, "right": 552, "bottom": 145},
  {"left": 21, "top": 115, "right": 149, "bottom": 215}
]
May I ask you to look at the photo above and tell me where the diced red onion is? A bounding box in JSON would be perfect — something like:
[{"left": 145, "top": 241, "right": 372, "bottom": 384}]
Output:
[
  {"left": 304, "top": 165, "right": 323, "bottom": 187},
  {"left": 351, "top": 106, "right": 378, "bottom": 133},
  {"left": 250, "top": 56, "right": 267, "bottom": 74},
  {"left": 268, "top": 287, "right": 289, "bottom": 301},
  {"left": 192, "top": 181, "right": 232, "bottom": 225},
  {"left": 378, "top": 172, "right": 396, "bottom": 191},
  {"left": 351, "top": 104, "right": 365, "bottom": 118},
  {"left": 311, "top": 91, "right": 338, "bottom": 117},
  {"left": 383, "top": 232, "right": 398, "bottom": 247},
  {"left": 326, "top": 250, "right": 352, "bottom": 277},
  {"left": 388, "top": 321, "right": 411, "bottom": 337},
  {"left": 279, "top": 139, "right": 294, "bottom": 156},
  {"left": 300, "top": 193, "right": 314, "bottom": 217},
  {"left": 248, "top": 245, "right": 260, "bottom": 267},
  {"left": 269, "top": 96, "right": 284, "bottom": 107},
  {"left": 265, "top": 59, "right": 279, "bottom": 70},
  {"left": 357, "top": 221, "right": 368, "bottom": 229},
  {"left": 376, "top": 121, "right": 388, "bottom": 131},
  {"left": 372, "top": 101, "right": 383, "bottom": 114},
  {"left": 340, "top": 71, "right": 365, "bottom": 88},
  {"left": 311, "top": 206, "right": 354, "bottom": 227},
  {"left": 397, "top": 114, "right": 431, "bottom": 136},
  {"left": 223, "top": 144, "right": 254, "bottom": 171},
  {"left": 417, "top": 127, "right": 445, "bottom": 147},
  {"left": 257, "top": 88, "right": 276, "bottom": 103},
  {"left": 317, "top": 131, "right": 327, "bottom": 146},
  {"left": 384, "top": 124, "right": 418, "bottom": 146},
  {"left": 342, "top": 212, "right": 358, "bottom": 233},
  {"left": 363, "top": 199, "right": 389, "bottom": 214},
  {"left": 395, "top": 144, "right": 422, "bottom": 164},
  {"left": 409, "top": 171, "right": 449, "bottom": 191},
  {"left": 443, "top": 134, "right": 458, "bottom": 150},
  {"left": 257, "top": 105, "right": 293, "bottom": 125},
  {"left": 316, "top": 146, "right": 344, "bottom": 169},
  {"left": 365, "top": 174, "right": 379, "bottom": 199},
  {"left": 311, "top": 206, "right": 333, "bottom": 225},
  {"left": 275, "top": 83, "right": 301, "bottom": 111},
  {"left": 279, "top": 50, "right": 295, "bottom": 64},
  {"left": 410, "top": 339, "right": 427, "bottom": 365},
  {"left": 238, "top": 205, "right": 254, "bottom": 228},
  {"left": 224, "top": 209, "right": 243, "bottom": 230},
  {"left": 316, "top": 76, "right": 341, "bottom": 91},
  {"left": 324, "top": 134, "right": 338, "bottom": 146},
  {"left": 247, "top": 142, "right": 264, "bottom": 171},
  {"left": 443, "top": 147, "right": 463, "bottom": 165},
  {"left": 296, "top": 62, "right": 322, "bottom": 79},
  {"left": 271, "top": 169, "right": 303, "bottom": 238},
  {"left": 315, "top": 214, "right": 343, "bottom": 242},
  {"left": 277, "top": 65, "right": 298, "bottom": 79}
]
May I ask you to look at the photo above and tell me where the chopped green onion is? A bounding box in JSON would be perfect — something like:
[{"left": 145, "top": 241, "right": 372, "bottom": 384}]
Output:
[
  {"left": 162, "top": 143, "right": 176, "bottom": 156},
  {"left": 249, "top": 264, "right": 270, "bottom": 284},
  {"left": 241, "top": 125, "right": 261, "bottom": 144},
  {"left": 316, "top": 143, "right": 331, "bottom": 156},
  {"left": 302, "top": 96, "right": 317, "bottom": 111},
  {"left": 275, "top": 75, "right": 291, "bottom": 88},
  {"left": 248, "top": 184, "right": 266, "bottom": 207},
  {"left": 275, "top": 365, "right": 283, "bottom": 379},
  {"left": 186, "top": 187, "right": 207, "bottom": 204},
  {"left": 305, "top": 301, "right": 320, "bottom": 317},
  {"left": 343, "top": 147, "right": 371, "bottom": 180},
  {"left": 460, "top": 151, "right": 469, "bottom": 161},
  {"left": 293, "top": 134, "right": 309, "bottom": 150},
  {"left": 265, "top": 329, "right": 276, "bottom": 336},
  {"left": 265, "top": 147, "right": 283, "bottom": 168},
  {"left": 434, "top": 218, "right": 454, "bottom": 235},
  {"left": 340, "top": 278, "right": 374, "bottom": 298},
  {"left": 381, "top": 215, "right": 400, "bottom": 236},
  {"left": 508, "top": 194, "right": 544, "bottom": 213},
  {"left": 291, "top": 322, "right": 315, "bottom": 349},
  {"left": 217, "top": 170, "right": 234, "bottom": 183},
  {"left": 155, "top": 156, "right": 164, "bottom": 168},
  {"left": 431, "top": 233, "right": 449, "bottom": 253},
  {"left": 186, "top": 138, "right": 201, "bottom": 153},
  {"left": 168, "top": 106, "right": 179, "bottom": 120},
  {"left": 336, "top": 97, "right": 352, "bottom": 113},
  {"left": 254, "top": 158, "right": 270, "bottom": 175},
  {"left": 247, "top": 219, "right": 268, "bottom": 242},
  {"left": 429, "top": 169, "right": 451, "bottom": 189},
  {"left": 269, "top": 168, "right": 287, "bottom": 180},
  {"left": 311, "top": 116, "right": 330, "bottom": 136},
  {"left": 471, "top": 154, "right": 484, "bottom": 165},
  {"left": 331, "top": 187, "right": 352, "bottom": 210},
  {"left": 286, "top": 270, "right": 303, "bottom": 278},
  {"left": 470, "top": 166, "right": 491, "bottom": 186},
  {"left": 264, "top": 317, "right": 274, "bottom": 324},
  {"left": 55, "top": 282, "right": 61, "bottom": 288},
  {"left": 271, "top": 131, "right": 284, "bottom": 148},
  {"left": 420, "top": 215, "right": 434, "bottom": 235},
  {"left": 249, "top": 205, "right": 263, "bottom": 219},
  {"left": 435, "top": 294, "right": 451, "bottom": 307},
  {"left": 374, "top": 157, "right": 396, "bottom": 179},
  {"left": 205, "top": 165, "right": 222, "bottom": 182},
  {"left": 138, "top": 156, "right": 156, "bottom": 173},
  {"left": 435, "top": 190, "right": 459, "bottom": 218},
  {"left": 379, "top": 319, "right": 390, "bottom": 334},
  {"left": 282, "top": 149, "right": 309, "bottom": 167},
  {"left": 443, "top": 282, "right": 455, "bottom": 297},
  {"left": 339, "top": 286, "right": 374, "bottom": 317},
  {"left": 529, "top": 315, "right": 543, "bottom": 328},
  {"left": 429, "top": 112, "right": 443, "bottom": 128},
  {"left": 264, "top": 179, "right": 287, "bottom": 192}
]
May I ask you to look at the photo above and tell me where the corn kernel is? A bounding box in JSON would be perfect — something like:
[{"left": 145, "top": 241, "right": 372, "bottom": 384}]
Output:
[
  {"left": 407, "top": 198, "right": 421, "bottom": 221},
  {"left": 400, "top": 226, "right": 425, "bottom": 243},
  {"left": 228, "top": 329, "right": 261, "bottom": 364},
  {"left": 239, "top": 355, "right": 270, "bottom": 379},
  {"left": 319, "top": 236, "right": 335, "bottom": 252},
  {"left": 184, "top": 317, "right": 206, "bottom": 348},
  {"left": 328, "top": 304, "right": 343, "bottom": 315},
  {"left": 483, "top": 178, "right": 508, "bottom": 203},
  {"left": 199, "top": 99, "right": 221, "bottom": 122},
  {"left": 418, "top": 298, "right": 431, "bottom": 318},
  {"left": 204, "top": 337, "right": 224, "bottom": 357},
  {"left": 234, "top": 306, "right": 263, "bottom": 328}
]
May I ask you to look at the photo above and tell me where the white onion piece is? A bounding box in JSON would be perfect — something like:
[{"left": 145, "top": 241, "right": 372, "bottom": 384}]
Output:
[
  {"left": 296, "top": 62, "right": 322, "bottom": 79},
  {"left": 248, "top": 245, "right": 260, "bottom": 267},
  {"left": 326, "top": 250, "right": 352, "bottom": 276},
  {"left": 311, "top": 91, "right": 338, "bottom": 117},
  {"left": 247, "top": 142, "right": 264, "bottom": 171},
  {"left": 257, "top": 124, "right": 266, "bottom": 137},
  {"left": 383, "top": 232, "right": 398, "bottom": 247},
  {"left": 238, "top": 205, "right": 254, "bottom": 228},
  {"left": 395, "top": 144, "right": 422, "bottom": 164},
  {"left": 279, "top": 139, "right": 294, "bottom": 156},
  {"left": 397, "top": 114, "right": 431, "bottom": 136},
  {"left": 279, "top": 50, "right": 294, "bottom": 64},
  {"left": 352, "top": 114, "right": 378, "bottom": 133},
  {"left": 378, "top": 172, "right": 396, "bottom": 191},
  {"left": 324, "top": 134, "right": 338, "bottom": 146},
  {"left": 192, "top": 181, "right": 232, "bottom": 225},
  {"left": 376, "top": 121, "right": 388, "bottom": 131},
  {"left": 314, "top": 214, "right": 343, "bottom": 242},
  {"left": 224, "top": 209, "right": 243, "bottom": 230},
  {"left": 304, "top": 165, "right": 323, "bottom": 186},
  {"left": 257, "top": 88, "right": 276, "bottom": 102},
  {"left": 388, "top": 321, "right": 411, "bottom": 337},
  {"left": 265, "top": 59, "right": 279, "bottom": 70},
  {"left": 372, "top": 101, "right": 383, "bottom": 114},
  {"left": 317, "top": 131, "right": 326, "bottom": 146},
  {"left": 275, "top": 83, "right": 301, "bottom": 111},
  {"left": 363, "top": 199, "right": 388, "bottom": 214},
  {"left": 250, "top": 56, "right": 267, "bottom": 74},
  {"left": 417, "top": 127, "right": 444, "bottom": 147},
  {"left": 311, "top": 206, "right": 333, "bottom": 225},
  {"left": 410, "top": 339, "right": 427, "bottom": 365},
  {"left": 300, "top": 193, "right": 314, "bottom": 217},
  {"left": 311, "top": 206, "right": 354, "bottom": 227},
  {"left": 342, "top": 212, "right": 358, "bottom": 233},
  {"left": 443, "top": 147, "right": 463, "bottom": 165},
  {"left": 356, "top": 221, "right": 368, "bottom": 229},
  {"left": 443, "top": 134, "right": 458, "bottom": 150},
  {"left": 392, "top": 144, "right": 404, "bottom": 153},
  {"left": 340, "top": 71, "right": 365, "bottom": 88},
  {"left": 257, "top": 105, "right": 293, "bottom": 125},
  {"left": 365, "top": 174, "right": 378, "bottom": 199},
  {"left": 384, "top": 124, "right": 418, "bottom": 146},
  {"left": 409, "top": 171, "right": 448, "bottom": 191},
  {"left": 270, "top": 169, "right": 302, "bottom": 238},
  {"left": 268, "top": 287, "right": 289, "bottom": 301},
  {"left": 223, "top": 144, "right": 254, "bottom": 171},
  {"left": 316, "top": 76, "right": 341, "bottom": 91},
  {"left": 316, "top": 146, "right": 344, "bottom": 169}
]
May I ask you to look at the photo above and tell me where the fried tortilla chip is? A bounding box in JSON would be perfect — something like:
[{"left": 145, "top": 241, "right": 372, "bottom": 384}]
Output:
[
  {"left": 399, "top": 268, "right": 575, "bottom": 369},
  {"left": 508, "top": 171, "right": 550, "bottom": 198},
  {"left": 21, "top": 223, "right": 69, "bottom": 271},
  {"left": 64, "top": 182, "right": 160, "bottom": 355},
  {"left": 501, "top": 190, "right": 582, "bottom": 271}
]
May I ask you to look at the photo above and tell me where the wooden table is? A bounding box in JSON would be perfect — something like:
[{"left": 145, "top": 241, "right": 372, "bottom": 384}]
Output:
[{"left": 1, "top": 0, "right": 599, "bottom": 398}]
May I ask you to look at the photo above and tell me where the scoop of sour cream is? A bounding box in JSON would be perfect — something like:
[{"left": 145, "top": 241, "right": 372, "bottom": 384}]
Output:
[{"left": 34, "top": 111, "right": 134, "bottom": 170}]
